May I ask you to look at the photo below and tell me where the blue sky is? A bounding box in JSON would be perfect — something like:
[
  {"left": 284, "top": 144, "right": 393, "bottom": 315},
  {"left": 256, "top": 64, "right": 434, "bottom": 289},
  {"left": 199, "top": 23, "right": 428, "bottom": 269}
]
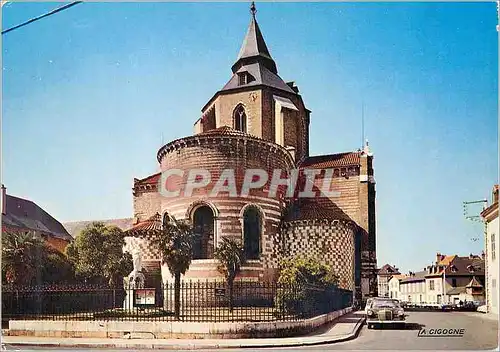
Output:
[{"left": 2, "top": 2, "right": 498, "bottom": 273}]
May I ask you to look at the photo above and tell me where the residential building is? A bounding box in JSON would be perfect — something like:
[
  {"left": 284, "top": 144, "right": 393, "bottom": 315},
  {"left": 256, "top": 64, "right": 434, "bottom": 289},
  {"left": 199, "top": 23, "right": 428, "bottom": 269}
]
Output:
[
  {"left": 388, "top": 274, "right": 407, "bottom": 300},
  {"left": 399, "top": 271, "right": 427, "bottom": 304},
  {"left": 481, "top": 185, "right": 499, "bottom": 315},
  {"left": 377, "top": 264, "right": 400, "bottom": 298},
  {"left": 1, "top": 185, "right": 73, "bottom": 253},
  {"left": 425, "top": 253, "right": 485, "bottom": 304}
]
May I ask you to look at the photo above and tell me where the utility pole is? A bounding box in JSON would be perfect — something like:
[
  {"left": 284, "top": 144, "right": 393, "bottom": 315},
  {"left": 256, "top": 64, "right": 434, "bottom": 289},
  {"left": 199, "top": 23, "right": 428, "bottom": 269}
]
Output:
[{"left": 463, "top": 199, "right": 488, "bottom": 242}]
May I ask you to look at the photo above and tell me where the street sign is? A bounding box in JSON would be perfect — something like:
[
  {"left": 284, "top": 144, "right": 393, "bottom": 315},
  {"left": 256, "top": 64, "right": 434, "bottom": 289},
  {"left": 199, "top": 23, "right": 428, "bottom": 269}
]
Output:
[{"left": 135, "top": 288, "right": 156, "bottom": 306}]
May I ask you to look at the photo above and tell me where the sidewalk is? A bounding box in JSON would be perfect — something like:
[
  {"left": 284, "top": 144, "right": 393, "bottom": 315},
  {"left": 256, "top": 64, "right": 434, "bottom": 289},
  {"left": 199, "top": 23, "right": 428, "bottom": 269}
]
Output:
[{"left": 1, "top": 311, "right": 366, "bottom": 350}]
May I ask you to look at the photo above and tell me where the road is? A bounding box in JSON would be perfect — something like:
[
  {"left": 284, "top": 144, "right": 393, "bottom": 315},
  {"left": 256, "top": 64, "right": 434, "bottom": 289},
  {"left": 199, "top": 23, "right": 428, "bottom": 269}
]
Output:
[{"left": 4, "top": 311, "right": 498, "bottom": 351}]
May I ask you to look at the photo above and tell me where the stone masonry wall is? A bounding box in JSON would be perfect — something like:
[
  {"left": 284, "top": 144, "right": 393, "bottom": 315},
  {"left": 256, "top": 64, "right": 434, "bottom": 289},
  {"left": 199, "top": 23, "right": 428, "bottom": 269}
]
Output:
[
  {"left": 157, "top": 134, "right": 295, "bottom": 282},
  {"left": 215, "top": 90, "right": 262, "bottom": 137},
  {"left": 282, "top": 220, "right": 356, "bottom": 291},
  {"left": 133, "top": 191, "right": 162, "bottom": 223}
]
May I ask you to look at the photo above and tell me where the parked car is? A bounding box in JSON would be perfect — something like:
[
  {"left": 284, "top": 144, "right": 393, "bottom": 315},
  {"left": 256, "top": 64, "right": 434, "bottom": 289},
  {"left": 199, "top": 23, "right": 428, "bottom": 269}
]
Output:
[
  {"left": 477, "top": 305, "right": 487, "bottom": 313},
  {"left": 366, "top": 298, "right": 406, "bottom": 329}
]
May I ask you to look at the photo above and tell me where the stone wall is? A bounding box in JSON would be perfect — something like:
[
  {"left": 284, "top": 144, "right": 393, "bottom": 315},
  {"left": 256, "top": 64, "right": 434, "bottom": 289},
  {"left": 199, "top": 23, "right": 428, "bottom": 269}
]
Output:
[
  {"left": 215, "top": 90, "right": 263, "bottom": 137},
  {"left": 157, "top": 132, "right": 295, "bottom": 281},
  {"left": 282, "top": 220, "right": 356, "bottom": 291},
  {"left": 133, "top": 191, "right": 162, "bottom": 223}
]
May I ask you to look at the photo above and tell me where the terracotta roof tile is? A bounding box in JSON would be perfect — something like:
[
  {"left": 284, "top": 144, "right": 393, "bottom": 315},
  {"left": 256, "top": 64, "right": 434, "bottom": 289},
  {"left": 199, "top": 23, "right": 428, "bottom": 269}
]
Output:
[
  {"left": 134, "top": 173, "right": 161, "bottom": 186},
  {"left": 286, "top": 199, "right": 351, "bottom": 222},
  {"left": 124, "top": 213, "right": 162, "bottom": 236},
  {"left": 199, "top": 125, "right": 247, "bottom": 136},
  {"left": 438, "top": 255, "right": 456, "bottom": 266},
  {"left": 301, "top": 152, "right": 362, "bottom": 169}
]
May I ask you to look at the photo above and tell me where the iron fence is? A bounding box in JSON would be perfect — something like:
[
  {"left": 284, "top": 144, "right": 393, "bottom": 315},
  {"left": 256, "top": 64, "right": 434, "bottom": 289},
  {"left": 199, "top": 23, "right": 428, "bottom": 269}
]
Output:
[{"left": 2, "top": 281, "right": 352, "bottom": 323}]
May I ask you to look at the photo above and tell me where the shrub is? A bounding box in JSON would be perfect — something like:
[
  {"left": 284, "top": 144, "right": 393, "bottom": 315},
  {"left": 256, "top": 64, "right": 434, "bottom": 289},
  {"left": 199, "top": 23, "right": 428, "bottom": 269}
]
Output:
[{"left": 274, "top": 257, "right": 339, "bottom": 317}]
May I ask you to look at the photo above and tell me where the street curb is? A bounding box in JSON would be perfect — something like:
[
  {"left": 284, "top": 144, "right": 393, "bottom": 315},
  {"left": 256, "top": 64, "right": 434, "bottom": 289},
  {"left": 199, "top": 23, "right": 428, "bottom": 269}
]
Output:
[
  {"left": 1, "top": 317, "right": 366, "bottom": 350},
  {"left": 2, "top": 317, "right": 365, "bottom": 350}
]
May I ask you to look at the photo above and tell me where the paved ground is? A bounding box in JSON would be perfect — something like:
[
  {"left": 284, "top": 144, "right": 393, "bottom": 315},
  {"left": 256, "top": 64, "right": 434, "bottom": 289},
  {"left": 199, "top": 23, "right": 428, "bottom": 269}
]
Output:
[
  {"left": 2, "top": 311, "right": 497, "bottom": 350},
  {"left": 291, "top": 311, "right": 498, "bottom": 350}
]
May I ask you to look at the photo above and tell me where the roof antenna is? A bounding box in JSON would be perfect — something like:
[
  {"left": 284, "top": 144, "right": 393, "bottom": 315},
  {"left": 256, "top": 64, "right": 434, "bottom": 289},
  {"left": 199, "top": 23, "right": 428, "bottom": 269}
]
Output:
[{"left": 250, "top": 1, "right": 257, "bottom": 19}]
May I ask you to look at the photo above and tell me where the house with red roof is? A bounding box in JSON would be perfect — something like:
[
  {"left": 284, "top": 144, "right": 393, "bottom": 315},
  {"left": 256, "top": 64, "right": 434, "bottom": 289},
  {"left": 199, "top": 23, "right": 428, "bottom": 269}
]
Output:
[{"left": 424, "top": 253, "right": 485, "bottom": 304}]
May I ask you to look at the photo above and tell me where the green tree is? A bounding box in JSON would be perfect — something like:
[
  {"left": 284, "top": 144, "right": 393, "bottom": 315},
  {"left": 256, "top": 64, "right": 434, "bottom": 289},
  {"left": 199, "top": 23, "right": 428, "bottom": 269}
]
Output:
[
  {"left": 275, "top": 257, "right": 339, "bottom": 316},
  {"left": 277, "top": 256, "right": 339, "bottom": 287},
  {"left": 41, "top": 248, "right": 75, "bottom": 284},
  {"left": 65, "top": 222, "right": 132, "bottom": 287},
  {"left": 2, "top": 231, "right": 47, "bottom": 286},
  {"left": 214, "top": 237, "right": 245, "bottom": 312},
  {"left": 152, "top": 217, "right": 194, "bottom": 320}
]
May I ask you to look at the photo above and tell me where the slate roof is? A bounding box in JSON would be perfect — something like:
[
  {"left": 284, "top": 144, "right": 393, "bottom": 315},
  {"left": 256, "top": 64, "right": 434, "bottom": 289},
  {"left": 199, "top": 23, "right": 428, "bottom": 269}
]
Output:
[
  {"left": 231, "top": 11, "right": 277, "bottom": 75},
  {"left": 221, "top": 63, "right": 295, "bottom": 94},
  {"left": 2, "top": 194, "right": 72, "bottom": 242},
  {"left": 378, "top": 264, "right": 400, "bottom": 276},
  {"left": 447, "top": 286, "right": 466, "bottom": 295},
  {"left": 301, "top": 152, "right": 362, "bottom": 169},
  {"left": 63, "top": 218, "right": 134, "bottom": 238},
  {"left": 400, "top": 271, "right": 426, "bottom": 283},
  {"left": 426, "top": 255, "right": 485, "bottom": 277},
  {"left": 466, "top": 276, "right": 483, "bottom": 288},
  {"left": 446, "top": 256, "right": 485, "bottom": 276}
]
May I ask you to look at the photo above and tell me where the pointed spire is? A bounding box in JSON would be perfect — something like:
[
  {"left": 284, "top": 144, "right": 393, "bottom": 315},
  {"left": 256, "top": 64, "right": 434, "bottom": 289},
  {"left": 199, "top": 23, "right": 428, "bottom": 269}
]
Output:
[
  {"left": 250, "top": 1, "right": 257, "bottom": 18},
  {"left": 231, "top": 2, "right": 278, "bottom": 74}
]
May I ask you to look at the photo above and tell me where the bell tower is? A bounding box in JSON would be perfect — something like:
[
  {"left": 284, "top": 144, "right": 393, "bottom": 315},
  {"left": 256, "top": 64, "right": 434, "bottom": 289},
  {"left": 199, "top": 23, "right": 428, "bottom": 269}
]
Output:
[{"left": 194, "top": 2, "right": 311, "bottom": 164}]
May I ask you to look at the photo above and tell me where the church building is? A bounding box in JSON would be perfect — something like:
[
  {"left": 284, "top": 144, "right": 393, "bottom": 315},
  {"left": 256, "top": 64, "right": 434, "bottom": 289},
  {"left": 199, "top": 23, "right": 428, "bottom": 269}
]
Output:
[{"left": 126, "top": 3, "right": 378, "bottom": 300}]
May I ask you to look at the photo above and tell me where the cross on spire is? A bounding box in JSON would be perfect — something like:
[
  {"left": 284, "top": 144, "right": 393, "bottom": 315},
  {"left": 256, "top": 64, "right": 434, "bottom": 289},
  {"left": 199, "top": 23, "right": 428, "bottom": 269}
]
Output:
[{"left": 250, "top": 1, "right": 257, "bottom": 18}]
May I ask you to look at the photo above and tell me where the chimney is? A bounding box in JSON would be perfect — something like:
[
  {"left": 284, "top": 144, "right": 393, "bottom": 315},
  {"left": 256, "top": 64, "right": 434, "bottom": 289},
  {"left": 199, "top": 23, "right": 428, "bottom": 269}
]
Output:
[
  {"left": 493, "top": 185, "right": 499, "bottom": 204},
  {"left": 286, "top": 81, "right": 299, "bottom": 93},
  {"left": 1, "top": 184, "right": 6, "bottom": 215},
  {"left": 481, "top": 251, "right": 485, "bottom": 260},
  {"left": 436, "top": 253, "right": 442, "bottom": 263}
]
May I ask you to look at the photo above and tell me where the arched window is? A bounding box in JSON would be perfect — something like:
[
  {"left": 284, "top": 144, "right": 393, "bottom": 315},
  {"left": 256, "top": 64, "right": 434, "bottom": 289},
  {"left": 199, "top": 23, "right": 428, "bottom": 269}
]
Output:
[
  {"left": 192, "top": 206, "right": 215, "bottom": 259},
  {"left": 243, "top": 206, "right": 261, "bottom": 259},
  {"left": 233, "top": 104, "right": 247, "bottom": 133}
]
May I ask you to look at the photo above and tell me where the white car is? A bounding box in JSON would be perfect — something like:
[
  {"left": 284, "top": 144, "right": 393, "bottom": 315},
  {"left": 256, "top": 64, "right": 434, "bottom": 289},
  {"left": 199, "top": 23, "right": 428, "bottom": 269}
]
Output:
[{"left": 477, "top": 305, "right": 487, "bottom": 313}]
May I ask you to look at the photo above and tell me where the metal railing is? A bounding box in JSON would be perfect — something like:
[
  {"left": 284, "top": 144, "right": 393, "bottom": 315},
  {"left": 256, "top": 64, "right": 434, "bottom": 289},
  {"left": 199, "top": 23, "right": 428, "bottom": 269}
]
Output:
[{"left": 2, "top": 281, "right": 352, "bottom": 323}]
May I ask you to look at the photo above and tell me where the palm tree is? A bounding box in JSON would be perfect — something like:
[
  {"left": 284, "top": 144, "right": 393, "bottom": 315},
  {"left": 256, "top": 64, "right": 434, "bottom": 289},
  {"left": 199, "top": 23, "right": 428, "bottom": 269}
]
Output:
[
  {"left": 214, "top": 237, "right": 246, "bottom": 312},
  {"left": 2, "top": 231, "right": 47, "bottom": 286},
  {"left": 152, "top": 217, "right": 194, "bottom": 320}
]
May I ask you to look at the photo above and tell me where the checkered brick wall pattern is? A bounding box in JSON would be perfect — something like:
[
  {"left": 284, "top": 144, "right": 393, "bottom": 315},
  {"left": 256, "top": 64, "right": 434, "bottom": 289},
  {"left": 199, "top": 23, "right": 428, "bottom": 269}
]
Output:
[{"left": 282, "top": 220, "right": 356, "bottom": 291}]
